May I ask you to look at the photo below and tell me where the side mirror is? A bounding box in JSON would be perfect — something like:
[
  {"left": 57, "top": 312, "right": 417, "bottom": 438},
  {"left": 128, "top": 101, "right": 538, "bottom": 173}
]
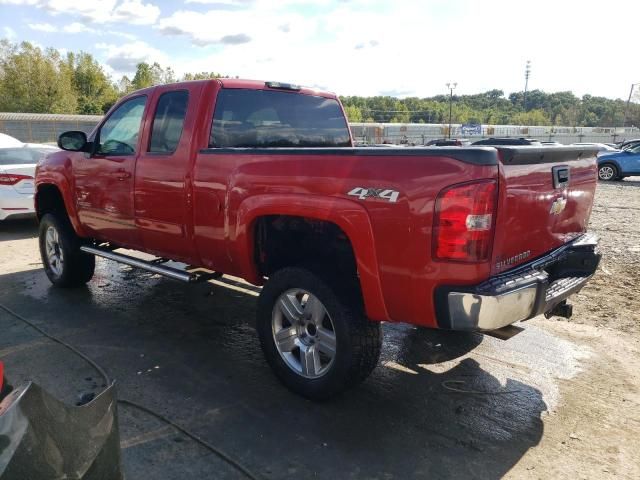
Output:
[{"left": 58, "top": 131, "right": 89, "bottom": 152}]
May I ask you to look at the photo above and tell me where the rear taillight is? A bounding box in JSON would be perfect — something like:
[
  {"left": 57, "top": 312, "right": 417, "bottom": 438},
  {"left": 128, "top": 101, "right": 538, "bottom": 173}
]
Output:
[
  {"left": 0, "top": 173, "right": 33, "bottom": 185},
  {"left": 433, "top": 180, "right": 497, "bottom": 262}
]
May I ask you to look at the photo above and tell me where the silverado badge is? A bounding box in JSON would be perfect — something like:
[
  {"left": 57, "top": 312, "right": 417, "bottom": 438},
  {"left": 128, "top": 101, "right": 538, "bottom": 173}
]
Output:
[{"left": 550, "top": 196, "right": 568, "bottom": 215}]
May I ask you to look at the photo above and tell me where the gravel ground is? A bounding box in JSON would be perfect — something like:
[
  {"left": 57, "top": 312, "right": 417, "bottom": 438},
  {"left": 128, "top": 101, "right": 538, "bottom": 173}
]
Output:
[{"left": 571, "top": 179, "right": 640, "bottom": 334}]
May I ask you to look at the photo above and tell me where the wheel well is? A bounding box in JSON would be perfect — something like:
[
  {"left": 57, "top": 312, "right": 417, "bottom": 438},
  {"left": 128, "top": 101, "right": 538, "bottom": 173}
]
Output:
[
  {"left": 36, "top": 184, "right": 67, "bottom": 220},
  {"left": 255, "top": 216, "right": 359, "bottom": 281},
  {"left": 599, "top": 161, "right": 619, "bottom": 169}
]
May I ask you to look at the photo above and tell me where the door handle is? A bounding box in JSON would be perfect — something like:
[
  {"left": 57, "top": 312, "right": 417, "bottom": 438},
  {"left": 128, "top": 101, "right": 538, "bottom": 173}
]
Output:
[{"left": 110, "top": 169, "right": 131, "bottom": 181}]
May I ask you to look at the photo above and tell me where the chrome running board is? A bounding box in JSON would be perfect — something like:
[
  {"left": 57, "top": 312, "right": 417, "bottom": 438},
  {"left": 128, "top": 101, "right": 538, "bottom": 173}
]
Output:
[{"left": 80, "top": 246, "right": 199, "bottom": 283}]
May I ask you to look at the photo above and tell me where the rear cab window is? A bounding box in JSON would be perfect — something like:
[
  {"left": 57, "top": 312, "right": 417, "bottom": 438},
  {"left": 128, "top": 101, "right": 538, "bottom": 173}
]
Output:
[{"left": 209, "top": 89, "right": 351, "bottom": 148}]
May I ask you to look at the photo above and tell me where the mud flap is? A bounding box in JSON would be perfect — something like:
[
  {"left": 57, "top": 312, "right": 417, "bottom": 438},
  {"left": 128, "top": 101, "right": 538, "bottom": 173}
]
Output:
[{"left": 0, "top": 382, "right": 122, "bottom": 479}]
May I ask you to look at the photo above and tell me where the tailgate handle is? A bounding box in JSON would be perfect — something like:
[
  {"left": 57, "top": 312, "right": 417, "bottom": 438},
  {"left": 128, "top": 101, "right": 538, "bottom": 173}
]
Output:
[{"left": 552, "top": 165, "right": 570, "bottom": 189}]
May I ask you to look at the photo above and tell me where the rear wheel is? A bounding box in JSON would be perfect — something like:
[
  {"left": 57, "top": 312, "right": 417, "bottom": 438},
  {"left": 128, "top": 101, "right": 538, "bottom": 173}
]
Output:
[
  {"left": 39, "top": 213, "right": 95, "bottom": 287},
  {"left": 257, "top": 267, "right": 382, "bottom": 400},
  {"left": 598, "top": 163, "right": 619, "bottom": 181}
]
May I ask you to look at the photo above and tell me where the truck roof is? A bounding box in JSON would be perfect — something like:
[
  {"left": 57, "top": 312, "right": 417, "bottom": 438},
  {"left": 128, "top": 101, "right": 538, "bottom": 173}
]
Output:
[
  {"left": 218, "top": 78, "right": 337, "bottom": 99},
  {"left": 119, "top": 79, "right": 338, "bottom": 102}
]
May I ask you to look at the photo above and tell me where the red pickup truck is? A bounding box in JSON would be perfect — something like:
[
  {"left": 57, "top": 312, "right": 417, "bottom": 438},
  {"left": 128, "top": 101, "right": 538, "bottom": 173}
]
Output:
[{"left": 35, "top": 79, "right": 600, "bottom": 399}]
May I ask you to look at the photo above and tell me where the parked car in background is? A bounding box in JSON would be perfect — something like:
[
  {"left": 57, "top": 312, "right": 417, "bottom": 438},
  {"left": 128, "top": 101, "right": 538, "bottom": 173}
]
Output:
[
  {"left": 541, "top": 141, "right": 562, "bottom": 146},
  {"left": 616, "top": 138, "right": 640, "bottom": 150},
  {"left": 0, "top": 133, "right": 23, "bottom": 148},
  {"left": 471, "top": 137, "right": 541, "bottom": 146},
  {"left": 0, "top": 145, "right": 58, "bottom": 221},
  {"left": 425, "top": 138, "right": 471, "bottom": 146},
  {"left": 597, "top": 143, "right": 640, "bottom": 180},
  {"left": 353, "top": 142, "right": 397, "bottom": 147},
  {"left": 572, "top": 142, "right": 620, "bottom": 153}
]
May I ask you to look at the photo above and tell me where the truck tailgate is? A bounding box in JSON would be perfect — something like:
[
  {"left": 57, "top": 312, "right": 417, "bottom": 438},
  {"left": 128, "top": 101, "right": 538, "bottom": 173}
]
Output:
[{"left": 491, "top": 146, "right": 599, "bottom": 275}]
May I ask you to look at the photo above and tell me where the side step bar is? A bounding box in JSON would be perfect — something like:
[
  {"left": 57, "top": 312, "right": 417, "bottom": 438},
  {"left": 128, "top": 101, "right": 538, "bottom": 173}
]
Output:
[{"left": 80, "top": 246, "right": 199, "bottom": 283}]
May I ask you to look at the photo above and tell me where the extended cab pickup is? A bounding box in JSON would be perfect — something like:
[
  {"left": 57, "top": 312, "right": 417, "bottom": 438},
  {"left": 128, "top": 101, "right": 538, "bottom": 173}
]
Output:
[{"left": 35, "top": 79, "right": 601, "bottom": 399}]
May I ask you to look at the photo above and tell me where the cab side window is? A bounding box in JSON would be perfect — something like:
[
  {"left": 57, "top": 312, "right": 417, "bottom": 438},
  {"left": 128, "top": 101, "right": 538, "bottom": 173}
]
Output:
[
  {"left": 148, "top": 91, "right": 189, "bottom": 154},
  {"left": 98, "top": 96, "right": 147, "bottom": 155}
]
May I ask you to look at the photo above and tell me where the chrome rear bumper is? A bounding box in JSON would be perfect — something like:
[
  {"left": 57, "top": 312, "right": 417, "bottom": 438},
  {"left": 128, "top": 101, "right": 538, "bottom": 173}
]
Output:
[{"left": 436, "top": 233, "right": 600, "bottom": 331}]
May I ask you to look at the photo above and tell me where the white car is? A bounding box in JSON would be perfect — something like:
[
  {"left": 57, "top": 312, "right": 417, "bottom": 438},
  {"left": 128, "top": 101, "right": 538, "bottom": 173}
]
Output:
[
  {"left": 0, "top": 145, "right": 58, "bottom": 221},
  {"left": 0, "top": 133, "right": 23, "bottom": 148}
]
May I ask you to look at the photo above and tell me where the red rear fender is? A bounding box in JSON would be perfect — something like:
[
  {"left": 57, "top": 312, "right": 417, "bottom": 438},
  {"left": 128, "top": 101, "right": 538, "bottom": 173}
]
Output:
[{"left": 233, "top": 194, "right": 390, "bottom": 321}]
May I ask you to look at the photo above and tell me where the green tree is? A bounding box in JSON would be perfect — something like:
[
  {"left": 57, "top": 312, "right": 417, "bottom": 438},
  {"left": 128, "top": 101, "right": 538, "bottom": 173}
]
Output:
[
  {"left": 182, "top": 71, "right": 223, "bottom": 80},
  {"left": 511, "top": 109, "right": 551, "bottom": 126},
  {"left": 0, "top": 40, "right": 76, "bottom": 113},
  {"left": 343, "top": 105, "right": 363, "bottom": 122},
  {"left": 131, "top": 62, "right": 155, "bottom": 90},
  {"left": 2, "top": 38, "right": 639, "bottom": 124},
  {"left": 69, "top": 52, "right": 118, "bottom": 114},
  {"left": 117, "top": 75, "right": 133, "bottom": 95}
]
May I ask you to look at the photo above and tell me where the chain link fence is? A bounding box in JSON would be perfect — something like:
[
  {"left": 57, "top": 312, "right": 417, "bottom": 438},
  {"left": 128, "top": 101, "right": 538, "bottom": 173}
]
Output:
[{"left": 0, "top": 113, "right": 102, "bottom": 144}]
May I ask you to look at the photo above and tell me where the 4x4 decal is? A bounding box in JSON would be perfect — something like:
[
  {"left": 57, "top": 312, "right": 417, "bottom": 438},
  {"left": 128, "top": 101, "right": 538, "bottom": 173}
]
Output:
[{"left": 347, "top": 187, "right": 400, "bottom": 203}]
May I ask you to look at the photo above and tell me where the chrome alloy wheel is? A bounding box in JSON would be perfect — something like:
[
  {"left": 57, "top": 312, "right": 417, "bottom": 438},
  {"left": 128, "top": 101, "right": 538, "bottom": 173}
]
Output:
[
  {"left": 598, "top": 165, "right": 615, "bottom": 180},
  {"left": 272, "top": 289, "right": 337, "bottom": 379},
  {"left": 45, "top": 225, "right": 64, "bottom": 277}
]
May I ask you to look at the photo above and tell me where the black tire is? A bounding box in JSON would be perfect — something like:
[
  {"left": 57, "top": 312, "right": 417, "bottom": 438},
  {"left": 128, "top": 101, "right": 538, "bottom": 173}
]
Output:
[
  {"left": 598, "top": 163, "right": 619, "bottom": 181},
  {"left": 257, "top": 267, "right": 382, "bottom": 400},
  {"left": 39, "top": 213, "right": 95, "bottom": 287}
]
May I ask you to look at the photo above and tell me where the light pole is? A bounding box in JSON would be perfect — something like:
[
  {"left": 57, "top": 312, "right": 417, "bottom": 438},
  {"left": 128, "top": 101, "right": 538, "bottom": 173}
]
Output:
[
  {"left": 623, "top": 82, "right": 640, "bottom": 128},
  {"left": 524, "top": 60, "right": 531, "bottom": 110},
  {"left": 446, "top": 82, "right": 457, "bottom": 139}
]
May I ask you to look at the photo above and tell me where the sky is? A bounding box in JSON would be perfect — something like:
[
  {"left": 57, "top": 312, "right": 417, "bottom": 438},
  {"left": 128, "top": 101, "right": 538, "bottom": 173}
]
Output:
[{"left": 0, "top": 0, "right": 638, "bottom": 100}]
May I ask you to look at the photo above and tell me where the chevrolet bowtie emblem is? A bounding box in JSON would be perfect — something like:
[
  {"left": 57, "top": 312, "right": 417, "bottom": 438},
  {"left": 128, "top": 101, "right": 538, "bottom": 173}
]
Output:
[{"left": 550, "top": 197, "right": 567, "bottom": 215}]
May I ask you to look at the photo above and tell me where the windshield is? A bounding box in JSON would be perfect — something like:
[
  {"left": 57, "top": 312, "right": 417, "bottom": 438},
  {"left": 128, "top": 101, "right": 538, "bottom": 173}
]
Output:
[{"left": 210, "top": 89, "right": 351, "bottom": 148}]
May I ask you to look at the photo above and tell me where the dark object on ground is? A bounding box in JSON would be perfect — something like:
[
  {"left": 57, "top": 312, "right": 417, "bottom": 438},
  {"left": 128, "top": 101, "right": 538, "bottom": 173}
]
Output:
[{"left": 0, "top": 381, "right": 122, "bottom": 479}]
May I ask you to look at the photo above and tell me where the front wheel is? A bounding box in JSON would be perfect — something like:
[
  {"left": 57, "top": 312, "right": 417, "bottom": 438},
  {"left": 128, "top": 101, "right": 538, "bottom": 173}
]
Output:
[
  {"left": 257, "top": 267, "right": 382, "bottom": 400},
  {"left": 598, "top": 163, "right": 619, "bottom": 181},
  {"left": 39, "top": 213, "right": 95, "bottom": 287}
]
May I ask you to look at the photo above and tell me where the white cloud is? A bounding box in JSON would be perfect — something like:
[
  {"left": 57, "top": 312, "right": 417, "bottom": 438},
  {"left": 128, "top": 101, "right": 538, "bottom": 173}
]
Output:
[
  {"left": 3, "top": 0, "right": 159, "bottom": 26},
  {"left": 184, "top": 0, "right": 253, "bottom": 6},
  {"left": 157, "top": 9, "right": 253, "bottom": 46},
  {"left": 156, "top": 6, "right": 317, "bottom": 47},
  {"left": 4, "top": 0, "right": 640, "bottom": 99},
  {"left": 28, "top": 22, "right": 57, "bottom": 32},
  {"left": 40, "top": 0, "right": 117, "bottom": 21},
  {"left": 3, "top": 26, "right": 17, "bottom": 39},
  {"left": 112, "top": 0, "right": 160, "bottom": 25},
  {"left": 109, "top": 30, "right": 138, "bottom": 40},
  {"left": 29, "top": 20, "right": 98, "bottom": 35},
  {"left": 163, "top": 0, "right": 640, "bottom": 100},
  {"left": 0, "top": 0, "right": 39, "bottom": 4},
  {"left": 96, "top": 40, "right": 168, "bottom": 74},
  {"left": 63, "top": 22, "right": 94, "bottom": 33}
]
